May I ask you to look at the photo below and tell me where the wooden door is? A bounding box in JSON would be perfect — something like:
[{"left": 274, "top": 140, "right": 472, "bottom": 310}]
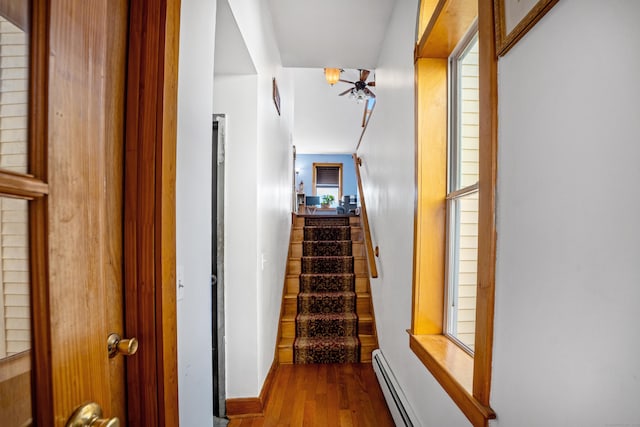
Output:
[
  {"left": 0, "top": 0, "right": 180, "bottom": 425},
  {"left": 44, "top": 0, "right": 130, "bottom": 423}
]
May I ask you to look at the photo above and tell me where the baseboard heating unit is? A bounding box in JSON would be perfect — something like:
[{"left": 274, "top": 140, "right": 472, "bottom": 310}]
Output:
[{"left": 372, "top": 349, "right": 419, "bottom": 426}]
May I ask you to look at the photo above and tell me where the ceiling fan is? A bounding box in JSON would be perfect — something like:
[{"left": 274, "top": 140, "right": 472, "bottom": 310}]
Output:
[
  {"left": 334, "top": 69, "right": 376, "bottom": 127},
  {"left": 337, "top": 69, "right": 376, "bottom": 102}
]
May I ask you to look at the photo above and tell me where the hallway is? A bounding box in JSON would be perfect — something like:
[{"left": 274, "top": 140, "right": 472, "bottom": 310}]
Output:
[{"left": 228, "top": 363, "right": 394, "bottom": 426}]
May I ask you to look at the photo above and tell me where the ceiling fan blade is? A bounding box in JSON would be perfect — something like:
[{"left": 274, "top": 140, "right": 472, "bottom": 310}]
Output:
[
  {"left": 367, "top": 81, "right": 376, "bottom": 87},
  {"left": 365, "top": 88, "right": 376, "bottom": 98},
  {"left": 338, "top": 88, "right": 352, "bottom": 96},
  {"left": 339, "top": 79, "right": 355, "bottom": 84},
  {"left": 360, "top": 69, "right": 370, "bottom": 81}
]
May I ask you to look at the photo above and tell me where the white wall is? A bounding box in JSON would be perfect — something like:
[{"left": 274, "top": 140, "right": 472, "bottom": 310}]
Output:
[
  {"left": 492, "top": 1, "right": 640, "bottom": 426},
  {"left": 361, "top": 1, "right": 640, "bottom": 427},
  {"left": 214, "top": 74, "right": 260, "bottom": 397},
  {"left": 178, "top": 1, "right": 293, "bottom": 422},
  {"left": 221, "top": 0, "right": 294, "bottom": 399},
  {"left": 176, "top": 0, "right": 217, "bottom": 425},
  {"left": 358, "top": 0, "right": 472, "bottom": 426}
]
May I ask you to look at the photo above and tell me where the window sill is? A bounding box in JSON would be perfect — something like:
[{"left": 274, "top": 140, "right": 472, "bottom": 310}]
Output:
[{"left": 409, "top": 333, "right": 495, "bottom": 426}]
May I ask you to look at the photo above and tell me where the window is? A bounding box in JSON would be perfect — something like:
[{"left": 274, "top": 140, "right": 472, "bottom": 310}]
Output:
[
  {"left": 0, "top": 13, "right": 30, "bottom": 358},
  {"left": 0, "top": 5, "right": 37, "bottom": 425},
  {"left": 445, "top": 32, "right": 479, "bottom": 353},
  {"left": 411, "top": 1, "right": 497, "bottom": 426},
  {"left": 312, "top": 163, "right": 342, "bottom": 207}
]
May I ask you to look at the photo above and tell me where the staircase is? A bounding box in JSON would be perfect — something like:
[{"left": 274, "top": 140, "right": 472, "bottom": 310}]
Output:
[{"left": 278, "top": 214, "right": 378, "bottom": 364}]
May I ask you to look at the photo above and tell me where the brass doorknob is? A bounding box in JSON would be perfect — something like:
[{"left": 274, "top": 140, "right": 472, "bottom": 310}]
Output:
[
  {"left": 66, "top": 402, "right": 120, "bottom": 427},
  {"left": 107, "top": 333, "right": 139, "bottom": 358}
]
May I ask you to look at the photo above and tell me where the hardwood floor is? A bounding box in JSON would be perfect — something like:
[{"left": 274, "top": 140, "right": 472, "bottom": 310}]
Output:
[{"left": 228, "top": 363, "right": 394, "bottom": 427}]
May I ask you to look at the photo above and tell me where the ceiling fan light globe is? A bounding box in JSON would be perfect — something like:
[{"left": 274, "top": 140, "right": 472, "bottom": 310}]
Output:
[
  {"left": 324, "top": 67, "right": 341, "bottom": 85},
  {"left": 355, "top": 89, "right": 368, "bottom": 103}
]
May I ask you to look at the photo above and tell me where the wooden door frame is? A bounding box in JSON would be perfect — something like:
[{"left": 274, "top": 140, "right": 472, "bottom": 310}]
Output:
[
  {"left": 123, "top": 0, "right": 180, "bottom": 425},
  {"left": 27, "top": 0, "right": 181, "bottom": 425}
]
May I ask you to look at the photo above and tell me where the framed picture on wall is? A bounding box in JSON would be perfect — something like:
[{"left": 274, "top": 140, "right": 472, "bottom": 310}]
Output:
[
  {"left": 495, "top": 0, "right": 559, "bottom": 56},
  {"left": 272, "top": 77, "right": 281, "bottom": 116}
]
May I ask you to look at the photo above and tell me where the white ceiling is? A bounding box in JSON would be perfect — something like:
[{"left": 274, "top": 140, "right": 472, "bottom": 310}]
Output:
[
  {"left": 214, "top": 0, "right": 256, "bottom": 75},
  {"left": 267, "top": 0, "right": 397, "bottom": 69}
]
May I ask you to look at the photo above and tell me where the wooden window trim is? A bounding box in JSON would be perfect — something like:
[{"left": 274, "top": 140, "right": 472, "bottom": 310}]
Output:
[
  {"left": 0, "top": 171, "right": 48, "bottom": 200},
  {"left": 411, "top": 1, "right": 497, "bottom": 426},
  {"left": 311, "top": 162, "right": 343, "bottom": 200}
]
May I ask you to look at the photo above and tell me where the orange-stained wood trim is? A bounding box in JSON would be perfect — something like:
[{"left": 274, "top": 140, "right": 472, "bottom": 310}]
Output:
[
  {"left": 0, "top": 0, "right": 28, "bottom": 30},
  {"left": 259, "top": 361, "right": 278, "bottom": 413},
  {"left": 411, "top": 0, "right": 497, "bottom": 425},
  {"left": 226, "top": 398, "right": 263, "bottom": 419},
  {"left": 473, "top": 0, "right": 498, "bottom": 407},
  {"left": 124, "top": 0, "right": 180, "bottom": 425},
  {"left": 356, "top": 98, "right": 377, "bottom": 150},
  {"left": 494, "top": 0, "right": 558, "bottom": 56},
  {"left": 0, "top": 170, "right": 48, "bottom": 199},
  {"left": 417, "top": 0, "right": 478, "bottom": 59},
  {"left": 312, "top": 162, "right": 343, "bottom": 201},
  {"left": 227, "top": 361, "right": 278, "bottom": 418},
  {"left": 352, "top": 154, "right": 378, "bottom": 278},
  {"left": 158, "top": 0, "right": 181, "bottom": 424},
  {"left": 411, "top": 58, "right": 447, "bottom": 335},
  {"left": 29, "top": 1, "right": 53, "bottom": 422},
  {"left": 409, "top": 334, "right": 495, "bottom": 426},
  {"left": 418, "top": 0, "right": 441, "bottom": 42}
]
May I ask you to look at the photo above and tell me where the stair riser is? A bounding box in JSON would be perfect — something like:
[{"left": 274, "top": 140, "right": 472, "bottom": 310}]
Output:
[
  {"left": 303, "top": 241, "right": 352, "bottom": 257},
  {"left": 300, "top": 283, "right": 354, "bottom": 293},
  {"left": 294, "top": 342, "right": 360, "bottom": 364},
  {"left": 285, "top": 319, "right": 367, "bottom": 338},
  {"left": 298, "top": 296, "right": 355, "bottom": 314},
  {"left": 290, "top": 242, "right": 302, "bottom": 258},
  {"left": 278, "top": 340, "right": 373, "bottom": 364},
  {"left": 287, "top": 259, "right": 301, "bottom": 275},
  {"left": 295, "top": 235, "right": 360, "bottom": 257},
  {"left": 301, "top": 257, "right": 354, "bottom": 274},
  {"left": 305, "top": 218, "right": 350, "bottom": 227},
  {"left": 354, "top": 258, "right": 367, "bottom": 275},
  {"left": 357, "top": 297, "right": 371, "bottom": 314},
  {"left": 282, "top": 321, "right": 295, "bottom": 338},
  {"left": 358, "top": 321, "right": 374, "bottom": 335},
  {"left": 279, "top": 348, "right": 293, "bottom": 364},
  {"left": 296, "top": 318, "right": 358, "bottom": 338},
  {"left": 284, "top": 298, "right": 297, "bottom": 315},
  {"left": 286, "top": 276, "right": 299, "bottom": 294},
  {"left": 292, "top": 228, "right": 304, "bottom": 242},
  {"left": 352, "top": 242, "right": 365, "bottom": 257},
  {"left": 304, "top": 227, "right": 351, "bottom": 241}
]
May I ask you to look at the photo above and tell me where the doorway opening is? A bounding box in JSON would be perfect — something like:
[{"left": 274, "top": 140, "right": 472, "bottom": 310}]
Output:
[{"left": 212, "top": 114, "right": 227, "bottom": 424}]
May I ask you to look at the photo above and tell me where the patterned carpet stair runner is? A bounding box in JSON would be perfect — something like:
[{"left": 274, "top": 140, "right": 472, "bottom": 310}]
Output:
[{"left": 294, "top": 216, "right": 360, "bottom": 363}]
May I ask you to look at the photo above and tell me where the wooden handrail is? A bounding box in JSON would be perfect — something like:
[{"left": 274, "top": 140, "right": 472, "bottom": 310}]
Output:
[{"left": 352, "top": 154, "right": 378, "bottom": 278}]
